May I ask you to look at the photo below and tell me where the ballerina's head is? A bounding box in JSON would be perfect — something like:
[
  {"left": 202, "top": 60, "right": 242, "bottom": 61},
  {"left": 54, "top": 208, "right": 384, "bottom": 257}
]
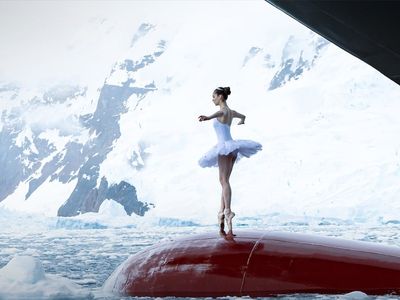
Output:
[{"left": 212, "top": 86, "right": 231, "bottom": 106}]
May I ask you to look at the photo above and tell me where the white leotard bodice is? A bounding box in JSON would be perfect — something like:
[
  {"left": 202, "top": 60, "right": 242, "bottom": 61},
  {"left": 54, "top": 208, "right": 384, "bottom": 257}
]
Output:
[{"left": 213, "top": 118, "right": 233, "bottom": 143}]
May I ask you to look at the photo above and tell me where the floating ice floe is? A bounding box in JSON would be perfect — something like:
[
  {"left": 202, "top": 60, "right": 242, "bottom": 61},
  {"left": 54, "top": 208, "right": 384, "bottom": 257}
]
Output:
[{"left": 0, "top": 255, "right": 93, "bottom": 299}]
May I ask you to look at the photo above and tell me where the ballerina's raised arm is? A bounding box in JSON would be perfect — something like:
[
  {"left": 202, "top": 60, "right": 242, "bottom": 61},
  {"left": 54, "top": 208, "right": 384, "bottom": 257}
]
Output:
[
  {"left": 198, "top": 110, "right": 224, "bottom": 122},
  {"left": 231, "top": 110, "right": 246, "bottom": 125}
]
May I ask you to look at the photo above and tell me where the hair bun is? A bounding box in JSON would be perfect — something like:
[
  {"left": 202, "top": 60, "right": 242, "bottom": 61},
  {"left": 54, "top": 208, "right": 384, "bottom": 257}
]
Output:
[{"left": 224, "top": 87, "right": 231, "bottom": 95}]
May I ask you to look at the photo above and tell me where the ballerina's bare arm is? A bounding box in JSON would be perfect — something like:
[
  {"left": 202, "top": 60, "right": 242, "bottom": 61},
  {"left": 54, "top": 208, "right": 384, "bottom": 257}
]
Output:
[
  {"left": 198, "top": 110, "right": 224, "bottom": 122},
  {"left": 231, "top": 110, "right": 246, "bottom": 125}
]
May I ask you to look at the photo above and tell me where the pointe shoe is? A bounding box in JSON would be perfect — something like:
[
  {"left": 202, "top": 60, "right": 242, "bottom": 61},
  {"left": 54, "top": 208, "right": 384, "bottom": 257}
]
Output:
[
  {"left": 224, "top": 208, "right": 235, "bottom": 233},
  {"left": 218, "top": 211, "right": 225, "bottom": 231}
]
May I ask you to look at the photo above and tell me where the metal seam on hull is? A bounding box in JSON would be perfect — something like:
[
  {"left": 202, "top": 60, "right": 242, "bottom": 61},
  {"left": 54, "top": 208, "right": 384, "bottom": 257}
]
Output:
[{"left": 240, "top": 233, "right": 267, "bottom": 295}]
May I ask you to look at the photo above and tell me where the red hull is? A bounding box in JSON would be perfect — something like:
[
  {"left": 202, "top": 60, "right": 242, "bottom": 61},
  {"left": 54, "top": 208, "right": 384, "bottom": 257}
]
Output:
[{"left": 104, "top": 230, "right": 400, "bottom": 297}]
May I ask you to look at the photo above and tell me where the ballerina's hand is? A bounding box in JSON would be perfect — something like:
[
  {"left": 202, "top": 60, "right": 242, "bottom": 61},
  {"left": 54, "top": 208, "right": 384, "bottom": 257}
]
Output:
[
  {"left": 198, "top": 115, "right": 208, "bottom": 122},
  {"left": 237, "top": 120, "right": 245, "bottom": 125}
]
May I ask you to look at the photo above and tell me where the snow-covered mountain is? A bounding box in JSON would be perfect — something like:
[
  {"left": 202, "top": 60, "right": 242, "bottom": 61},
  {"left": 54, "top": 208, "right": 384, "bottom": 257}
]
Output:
[
  {"left": 0, "top": 38, "right": 164, "bottom": 217},
  {"left": 1, "top": 1, "right": 400, "bottom": 226}
]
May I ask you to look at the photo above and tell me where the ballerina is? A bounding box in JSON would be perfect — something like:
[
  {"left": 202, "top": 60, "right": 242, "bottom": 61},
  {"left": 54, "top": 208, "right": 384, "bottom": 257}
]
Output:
[{"left": 198, "top": 86, "right": 262, "bottom": 237}]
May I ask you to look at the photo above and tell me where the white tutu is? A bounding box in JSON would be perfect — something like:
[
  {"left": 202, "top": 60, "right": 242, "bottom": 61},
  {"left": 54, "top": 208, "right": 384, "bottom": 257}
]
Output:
[
  {"left": 198, "top": 139, "right": 262, "bottom": 168},
  {"left": 198, "top": 118, "right": 262, "bottom": 168}
]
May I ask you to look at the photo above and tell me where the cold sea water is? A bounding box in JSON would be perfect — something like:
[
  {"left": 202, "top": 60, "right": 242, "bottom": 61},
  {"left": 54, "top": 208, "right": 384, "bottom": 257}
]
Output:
[{"left": 1, "top": 218, "right": 400, "bottom": 300}]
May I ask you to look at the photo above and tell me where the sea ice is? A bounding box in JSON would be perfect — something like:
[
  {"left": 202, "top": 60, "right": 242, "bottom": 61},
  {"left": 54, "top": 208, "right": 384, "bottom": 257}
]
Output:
[{"left": 0, "top": 255, "right": 93, "bottom": 299}]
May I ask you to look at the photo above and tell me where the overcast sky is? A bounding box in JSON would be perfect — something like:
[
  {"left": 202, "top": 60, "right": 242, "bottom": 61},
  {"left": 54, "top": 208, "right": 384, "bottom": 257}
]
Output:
[{"left": 0, "top": 0, "right": 294, "bottom": 89}]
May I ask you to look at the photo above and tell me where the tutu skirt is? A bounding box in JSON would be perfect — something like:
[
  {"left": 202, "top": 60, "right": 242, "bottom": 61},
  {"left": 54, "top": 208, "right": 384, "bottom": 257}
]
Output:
[{"left": 198, "top": 139, "right": 262, "bottom": 168}]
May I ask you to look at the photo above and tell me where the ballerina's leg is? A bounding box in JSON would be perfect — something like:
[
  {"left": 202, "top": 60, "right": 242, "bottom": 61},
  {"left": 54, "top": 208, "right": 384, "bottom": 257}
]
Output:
[
  {"left": 218, "top": 152, "right": 236, "bottom": 232},
  {"left": 218, "top": 190, "right": 225, "bottom": 232},
  {"left": 218, "top": 153, "right": 236, "bottom": 236}
]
